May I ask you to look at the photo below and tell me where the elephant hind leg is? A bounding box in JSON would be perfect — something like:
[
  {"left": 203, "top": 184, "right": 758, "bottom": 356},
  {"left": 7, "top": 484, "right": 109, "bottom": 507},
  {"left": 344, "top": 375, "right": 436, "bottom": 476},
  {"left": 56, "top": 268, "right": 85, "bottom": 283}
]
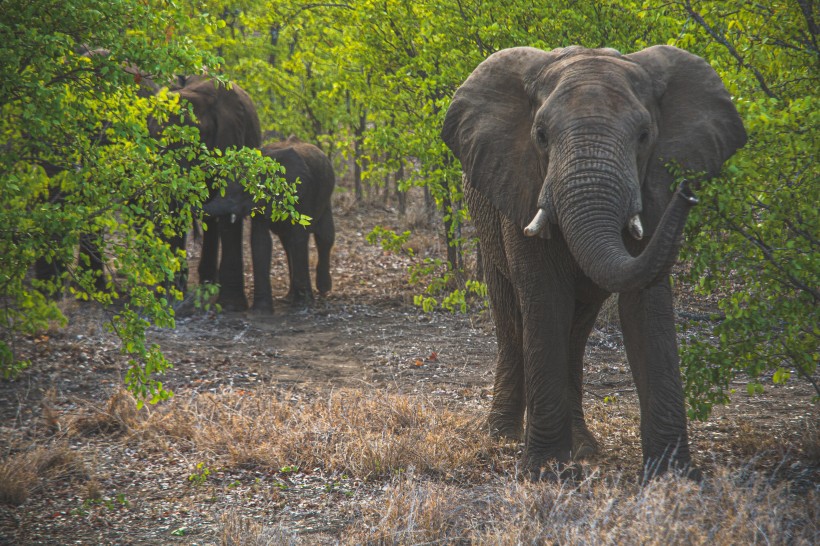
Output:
[
  {"left": 279, "top": 229, "right": 312, "bottom": 304},
  {"left": 312, "top": 210, "right": 335, "bottom": 296}
]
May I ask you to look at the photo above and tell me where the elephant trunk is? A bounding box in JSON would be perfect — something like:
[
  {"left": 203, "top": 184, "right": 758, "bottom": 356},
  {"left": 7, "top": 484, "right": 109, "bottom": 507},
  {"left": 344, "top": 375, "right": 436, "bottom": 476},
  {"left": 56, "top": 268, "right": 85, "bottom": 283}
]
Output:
[{"left": 550, "top": 170, "right": 697, "bottom": 294}]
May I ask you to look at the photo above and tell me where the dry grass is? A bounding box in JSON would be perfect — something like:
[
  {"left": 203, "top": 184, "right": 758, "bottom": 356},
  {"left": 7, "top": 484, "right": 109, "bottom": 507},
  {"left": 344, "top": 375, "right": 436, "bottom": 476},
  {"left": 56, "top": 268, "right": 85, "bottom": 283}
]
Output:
[
  {"left": 0, "top": 443, "right": 89, "bottom": 506},
  {"left": 54, "top": 386, "right": 807, "bottom": 545},
  {"left": 138, "top": 387, "right": 502, "bottom": 481},
  {"left": 2, "top": 383, "right": 816, "bottom": 544},
  {"left": 344, "top": 467, "right": 818, "bottom": 544},
  {"left": 69, "top": 388, "right": 145, "bottom": 435}
]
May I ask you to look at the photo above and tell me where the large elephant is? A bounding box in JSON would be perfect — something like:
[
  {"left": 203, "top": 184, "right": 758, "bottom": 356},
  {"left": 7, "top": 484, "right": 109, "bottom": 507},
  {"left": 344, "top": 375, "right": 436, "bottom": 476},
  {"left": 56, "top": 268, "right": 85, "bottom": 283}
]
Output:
[
  {"left": 441, "top": 45, "right": 746, "bottom": 479},
  {"left": 203, "top": 136, "right": 335, "bottom": 312},
  {"left": 162, "top": 75, "right": 262, "bottom": 311}
]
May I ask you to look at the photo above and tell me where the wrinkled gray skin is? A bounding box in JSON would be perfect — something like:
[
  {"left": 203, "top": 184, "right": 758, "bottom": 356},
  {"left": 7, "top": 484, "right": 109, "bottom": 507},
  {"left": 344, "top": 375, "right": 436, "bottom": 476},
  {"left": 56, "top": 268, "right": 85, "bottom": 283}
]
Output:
[
  {"left": 442, "top": 45, "right": 746, "bottom": 480},
  {"left": 203, "top": 136, "right": 335, "bottom": 312},
  {"left": 167, "top": 76, "right": 262, "bottom": 311}
]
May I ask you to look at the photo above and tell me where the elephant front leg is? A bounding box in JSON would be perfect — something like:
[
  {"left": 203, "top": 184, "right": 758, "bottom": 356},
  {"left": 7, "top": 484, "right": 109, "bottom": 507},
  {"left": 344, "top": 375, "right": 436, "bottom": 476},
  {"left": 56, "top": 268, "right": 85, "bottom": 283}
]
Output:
[
  {"left": 198, "top": 217, "right": 219, "bottom": 285},
  {"left": 484, "top": 264, "right": 525, "bottom": 440},
  {"left": 619, "top": 279, "right": 696, "bottom": 480},
  {"left": 250, "top": 217, "right": 273, "bottom": 312},
  {"left": 216, "top": 217, "right": 248, "bottom": 311},
  {"left": 520, "top": 295, "right": 575, "bottom": 478},
  {"left": 568, "top": 298, "right": 605, "bottom": 460}
]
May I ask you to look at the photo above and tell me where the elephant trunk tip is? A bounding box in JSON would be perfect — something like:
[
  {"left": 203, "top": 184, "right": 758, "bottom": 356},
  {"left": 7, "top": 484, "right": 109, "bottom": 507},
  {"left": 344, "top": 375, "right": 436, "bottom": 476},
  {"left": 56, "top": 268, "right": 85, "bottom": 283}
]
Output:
[{"left": 677, "top": 180, "right": 700, "bottom": 205}]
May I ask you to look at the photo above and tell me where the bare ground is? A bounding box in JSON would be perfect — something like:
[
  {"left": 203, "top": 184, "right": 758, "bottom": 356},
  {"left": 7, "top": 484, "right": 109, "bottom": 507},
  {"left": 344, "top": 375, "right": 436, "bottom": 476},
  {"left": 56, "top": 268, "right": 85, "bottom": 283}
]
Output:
[{"left": 0, "top": 191, "right": 817, "bottom": 544}]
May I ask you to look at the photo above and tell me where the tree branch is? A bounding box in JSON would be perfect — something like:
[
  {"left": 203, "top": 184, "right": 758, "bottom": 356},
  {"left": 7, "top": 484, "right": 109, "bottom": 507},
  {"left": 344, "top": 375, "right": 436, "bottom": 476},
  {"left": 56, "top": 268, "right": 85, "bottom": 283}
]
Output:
[{"left": 683, "top": 0, "right": 778, "bottom": 99}]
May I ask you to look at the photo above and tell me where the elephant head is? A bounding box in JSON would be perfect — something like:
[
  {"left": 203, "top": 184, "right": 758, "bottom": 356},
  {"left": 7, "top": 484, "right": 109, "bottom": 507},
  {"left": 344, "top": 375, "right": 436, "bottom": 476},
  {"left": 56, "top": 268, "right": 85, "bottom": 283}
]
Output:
[
  {"left": 442, "top": 45, "right": 746, "bottom": 293},
  {"left": 172, "top": 76, "right": 262, "bottom": 154}
]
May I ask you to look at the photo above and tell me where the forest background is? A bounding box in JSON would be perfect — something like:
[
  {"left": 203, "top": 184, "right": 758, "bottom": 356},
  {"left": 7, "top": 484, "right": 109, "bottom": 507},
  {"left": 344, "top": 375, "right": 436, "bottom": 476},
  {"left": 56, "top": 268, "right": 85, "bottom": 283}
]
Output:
[{"left": 1, "top": 0, "right": 817, "bottom": 416}]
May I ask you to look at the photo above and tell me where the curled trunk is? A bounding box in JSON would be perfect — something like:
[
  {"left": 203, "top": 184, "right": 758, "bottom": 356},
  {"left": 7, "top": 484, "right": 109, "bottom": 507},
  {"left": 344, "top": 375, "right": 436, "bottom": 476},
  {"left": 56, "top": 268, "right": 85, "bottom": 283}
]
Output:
[{"left": 558, "top": 182, "right": 697, "bottom": 294}]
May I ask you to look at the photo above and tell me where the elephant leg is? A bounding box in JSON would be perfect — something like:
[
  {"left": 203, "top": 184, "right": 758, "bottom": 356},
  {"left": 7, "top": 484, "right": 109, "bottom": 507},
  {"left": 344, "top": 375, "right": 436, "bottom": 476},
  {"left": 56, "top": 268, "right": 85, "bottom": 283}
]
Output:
[
  {"left": 619, "top": 279, "right": 695, "bottom": 480},
  {"left": 568, "top": 298, "right": 604, "bottom": 460},
  {"left": 198, "top": 217, "right": 220, "bottom": 285},
  {"left": 312, "top": 210, "right": 335, "bottom": 295},
  {"left": 279, "top": 228, "right": 312, "bottom": 304},
  {"left": 216, "top": 217, "right": 248, "bottom": 311},
  {"left": 484, "top": 263, "right": 525, "bottom": 441},
  {"left": 519, "top": 289, "right": 575, "bottom": 476},
  {"left": 250, "top": 216, "right": 273, "bottom": 312}
]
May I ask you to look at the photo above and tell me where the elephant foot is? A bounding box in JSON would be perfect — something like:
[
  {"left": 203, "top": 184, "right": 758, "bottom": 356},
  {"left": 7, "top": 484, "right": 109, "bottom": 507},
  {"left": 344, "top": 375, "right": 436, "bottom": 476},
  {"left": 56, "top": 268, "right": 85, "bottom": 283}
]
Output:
[
  {"left": 250, "top": 299, "right": 274, "bottom": 314},
  {"left": 641, "top": 457, "right": 701, "bottom": 483},
  {"left": 217, "top": 293, "right": 249, "bottom": 312},
  {"left": 316, "top": 274, "right": 332, "bottom": 296},
  {"left": 522, "top": 454, "right": 583, "bottom": 482},
  {"left": 572, "top": 424, "right": 601, "bottom": 460},
  {"left": 488, "top": 414, "right": 524, "bottom": 442},
  {"left": 542, "top": 462, "right": 586, "bottom": 483},
  {"left": 173, "top": 296, "right": 197, "bottom": 318},
  {"left": 284, "top": 289, "right": 314, "bottom": 305}
]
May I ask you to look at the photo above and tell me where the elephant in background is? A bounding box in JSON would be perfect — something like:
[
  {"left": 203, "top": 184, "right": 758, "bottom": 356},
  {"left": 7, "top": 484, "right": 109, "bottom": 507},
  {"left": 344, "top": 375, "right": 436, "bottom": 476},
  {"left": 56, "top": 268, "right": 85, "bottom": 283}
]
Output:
[
  {"left": 32, "top": 62, "right": 262, "bottom": 312},
  {"left": 442, "top": 45, "right": 746, "bottom": 479},
  {"left": 165, "top": 75, "right": 262, "bottom": 311},
  {"left": 203, "top": 136, "right": 335, "bottom": 313}
]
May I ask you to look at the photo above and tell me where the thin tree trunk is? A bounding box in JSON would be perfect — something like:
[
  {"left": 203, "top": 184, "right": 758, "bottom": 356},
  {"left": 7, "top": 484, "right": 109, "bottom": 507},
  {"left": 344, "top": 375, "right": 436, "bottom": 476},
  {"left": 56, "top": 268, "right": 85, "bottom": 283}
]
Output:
[{"left": 395, "top": 160, "right": 406, "bottom": 215}]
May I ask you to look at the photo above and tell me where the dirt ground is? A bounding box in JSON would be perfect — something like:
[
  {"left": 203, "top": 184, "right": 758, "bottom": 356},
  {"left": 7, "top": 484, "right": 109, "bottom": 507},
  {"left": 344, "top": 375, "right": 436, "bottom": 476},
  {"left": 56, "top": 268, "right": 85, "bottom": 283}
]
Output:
[{"left": 0, "top": 190, "right": 817, "bottom": 544}]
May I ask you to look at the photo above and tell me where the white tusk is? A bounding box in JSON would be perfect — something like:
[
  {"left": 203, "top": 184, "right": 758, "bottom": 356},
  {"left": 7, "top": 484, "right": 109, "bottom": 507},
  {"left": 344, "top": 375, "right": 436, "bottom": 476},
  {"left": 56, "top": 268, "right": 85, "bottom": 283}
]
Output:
[
  {"left": 524, "top": 208, "right": 549, "bottom": 237},
  {"left": 629, "top": 214, "right": 643, "bottom": 240},
  {"left": 230, "top": 213, "right": 237, "bottom": 224}
]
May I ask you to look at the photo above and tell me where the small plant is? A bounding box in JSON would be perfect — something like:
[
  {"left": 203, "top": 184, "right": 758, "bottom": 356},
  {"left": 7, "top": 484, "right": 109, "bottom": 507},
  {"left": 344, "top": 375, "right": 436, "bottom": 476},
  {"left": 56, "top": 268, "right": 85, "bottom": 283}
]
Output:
[
  {"left": 191, "top": 282, "right": 221, "bottom": 313},
  {"left": 188, "top": 462, "right": 212, "bottom": 486},
  {"left": 366, "top": 226, "right": 414, "bottom": 256},
  {"left": 71, "top": 493, "right": 129, "bottom": 516}
]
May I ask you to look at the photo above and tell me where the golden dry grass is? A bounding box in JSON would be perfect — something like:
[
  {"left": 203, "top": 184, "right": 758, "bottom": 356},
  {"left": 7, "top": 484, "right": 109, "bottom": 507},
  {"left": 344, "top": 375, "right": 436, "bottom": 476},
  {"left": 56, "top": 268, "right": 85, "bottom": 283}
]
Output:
[
  {"left": 0, "top": 443, "right": 88, "bottom": 506},
  {"left": 137, "top": 387, "right": 502, "bottom": 481},
  {"left": 2, "top": 385, "right": 815, "bottom": 544}
]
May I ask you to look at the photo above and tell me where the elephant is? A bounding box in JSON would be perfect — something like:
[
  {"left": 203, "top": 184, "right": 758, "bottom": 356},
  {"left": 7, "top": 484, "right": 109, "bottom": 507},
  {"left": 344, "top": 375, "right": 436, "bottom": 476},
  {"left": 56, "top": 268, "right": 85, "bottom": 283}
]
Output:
[
  {"left": 202, "top": 136, "right": 336, "bottom": 312},
  {"left": 32, "top": 65, "right": 262, "bottom": 312},
  {"left": 441, "top": 45, "right": 746, "bottom": 480},
  {"left": 163, "top": 75, "right": 262, "bottom": 311}
]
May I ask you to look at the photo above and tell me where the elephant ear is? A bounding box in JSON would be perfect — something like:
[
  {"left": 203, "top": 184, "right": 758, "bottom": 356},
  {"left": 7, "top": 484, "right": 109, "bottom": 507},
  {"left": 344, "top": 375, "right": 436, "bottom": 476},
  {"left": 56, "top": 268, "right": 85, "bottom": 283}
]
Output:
[
  {"left": 177, "top": 77, "right": 261, "bottom": 151},
  {"left": 626, "top": 45, "right": 747, "bottom": 233},
  {"left": 442, "top": 47, "right": 566, "bottom": 229}
]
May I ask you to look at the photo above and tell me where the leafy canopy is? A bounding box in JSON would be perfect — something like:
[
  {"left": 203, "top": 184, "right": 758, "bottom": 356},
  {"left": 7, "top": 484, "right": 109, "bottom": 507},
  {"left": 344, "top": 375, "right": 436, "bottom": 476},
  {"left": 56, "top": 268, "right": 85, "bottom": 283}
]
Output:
[{"left": 0, "top": 0, "right": 299, "bottom": 405}]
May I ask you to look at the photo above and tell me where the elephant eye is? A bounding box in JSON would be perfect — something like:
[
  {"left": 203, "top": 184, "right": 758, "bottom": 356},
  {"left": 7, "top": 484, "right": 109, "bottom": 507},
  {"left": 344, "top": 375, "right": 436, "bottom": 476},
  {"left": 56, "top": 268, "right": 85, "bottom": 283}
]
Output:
[
  {"left": 535, "top": 127, "right": 548, "bottom": 147},
  {"left": 638, "top": 130, "right": 650, "bottom": 144}
]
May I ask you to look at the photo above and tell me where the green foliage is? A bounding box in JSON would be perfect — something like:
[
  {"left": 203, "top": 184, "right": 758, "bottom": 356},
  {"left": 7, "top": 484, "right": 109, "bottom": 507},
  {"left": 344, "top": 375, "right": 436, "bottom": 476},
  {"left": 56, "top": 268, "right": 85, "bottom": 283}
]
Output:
[
  {"left": 2, "top": 0, "right": 816, "bottom": 419},
  {"left": 188, "top": 462, "right": 212, "bottom": 486},
  {"left": 0, "top": 0, "right": 300, "bottom": 404},
  {"left": 366, "top": 226, "right": 414, "bottom": 257},
  {"left": 669, "top": 0, "right": 820, "bottom": 417}
]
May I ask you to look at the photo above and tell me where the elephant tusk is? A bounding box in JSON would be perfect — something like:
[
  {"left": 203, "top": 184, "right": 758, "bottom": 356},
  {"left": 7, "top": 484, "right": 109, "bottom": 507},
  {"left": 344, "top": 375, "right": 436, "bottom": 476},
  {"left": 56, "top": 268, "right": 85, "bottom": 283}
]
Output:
[
  {"left": 230, "top": 213, "right": 237, "bottom": 224},
  {"left": 629, "top": 215, "right": 644, "bottom": 240},
  {"left": 524, "top": 208, "right": 549, "bottom": 237}
]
